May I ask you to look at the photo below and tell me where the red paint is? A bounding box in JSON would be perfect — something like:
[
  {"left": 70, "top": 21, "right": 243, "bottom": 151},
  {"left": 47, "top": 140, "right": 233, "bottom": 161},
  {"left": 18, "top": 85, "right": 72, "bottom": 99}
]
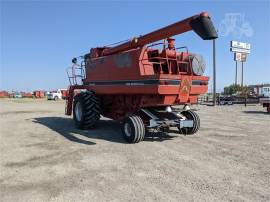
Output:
[
  {"left": 22, "top": 92, "right": 33, "bottom": 98},
  {"left": 33, "top": 91, "right": 45, "bottom": 98},
  {"left": 66, "top": 12, "right": 216, "bottom": 120},
  {"left": 60, "top": 89, "right": 68, "bottom": 99},
  {"left": 0, "top": 91, "right": 9, "bottom": 98}
]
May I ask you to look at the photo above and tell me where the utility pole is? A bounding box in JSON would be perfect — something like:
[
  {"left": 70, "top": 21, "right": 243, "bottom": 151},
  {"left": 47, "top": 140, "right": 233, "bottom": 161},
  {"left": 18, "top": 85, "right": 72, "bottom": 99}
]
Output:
[
  {"left": 213, "top": 39, "right": 216, "bottom": 106},
  {"left": 241, "top": 61, "right": 244, "bottom": 87},
  {"left": 235, "top": 61, "right": 238, "bottom": 85}
]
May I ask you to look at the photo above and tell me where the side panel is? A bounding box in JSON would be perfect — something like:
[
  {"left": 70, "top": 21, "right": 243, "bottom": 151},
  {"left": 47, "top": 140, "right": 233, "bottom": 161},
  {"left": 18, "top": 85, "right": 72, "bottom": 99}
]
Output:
[
  {"left": 67, "top": 47, "right": 210, "bottom": 119},
  {"left": 85, "top": 48, "right": 145, "bottom": 81}
]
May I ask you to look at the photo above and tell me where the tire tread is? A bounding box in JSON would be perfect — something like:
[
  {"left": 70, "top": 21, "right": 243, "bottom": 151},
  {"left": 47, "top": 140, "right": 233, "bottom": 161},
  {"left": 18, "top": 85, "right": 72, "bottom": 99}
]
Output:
[{"left": 73, "top": 91, "right": 100, "bottom": 129}]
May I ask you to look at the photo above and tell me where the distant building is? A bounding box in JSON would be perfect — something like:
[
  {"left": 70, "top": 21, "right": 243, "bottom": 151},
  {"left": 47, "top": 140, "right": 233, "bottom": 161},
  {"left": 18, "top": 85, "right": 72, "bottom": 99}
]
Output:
[{"left": 248, "top": 84, "right": 270, "bottom": 97}]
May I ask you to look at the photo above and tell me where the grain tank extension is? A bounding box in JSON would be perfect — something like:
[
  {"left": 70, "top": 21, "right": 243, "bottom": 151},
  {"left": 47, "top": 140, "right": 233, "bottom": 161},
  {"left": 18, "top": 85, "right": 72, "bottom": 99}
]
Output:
[{"left": 65, "top": 12, "right": 218, "bottom": 143}]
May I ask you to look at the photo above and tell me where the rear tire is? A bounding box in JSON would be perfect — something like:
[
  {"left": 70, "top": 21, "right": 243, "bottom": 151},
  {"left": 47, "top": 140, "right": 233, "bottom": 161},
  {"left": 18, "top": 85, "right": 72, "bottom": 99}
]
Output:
[
  {"left": 121, "top": 115, "right": 145, "bottom": 143},
  {"left": 73, "top": 91, "right": 100, "bottom": 129},
  {"left": 178, "top": 110, "right": 200, "bottom": 135}
]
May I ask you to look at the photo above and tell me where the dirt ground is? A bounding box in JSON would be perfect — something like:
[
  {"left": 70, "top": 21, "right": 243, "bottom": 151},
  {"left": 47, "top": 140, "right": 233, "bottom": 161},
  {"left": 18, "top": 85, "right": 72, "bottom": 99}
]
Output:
[{"left": 0, "top": 98, "right": 269, "bottom": 202}]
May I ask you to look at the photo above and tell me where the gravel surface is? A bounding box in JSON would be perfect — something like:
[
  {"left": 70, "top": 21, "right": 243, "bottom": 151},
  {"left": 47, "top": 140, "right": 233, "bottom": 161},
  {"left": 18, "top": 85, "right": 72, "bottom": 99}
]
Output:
[{"left": 0, "top": 99, "right": 269, "bottom": 202}]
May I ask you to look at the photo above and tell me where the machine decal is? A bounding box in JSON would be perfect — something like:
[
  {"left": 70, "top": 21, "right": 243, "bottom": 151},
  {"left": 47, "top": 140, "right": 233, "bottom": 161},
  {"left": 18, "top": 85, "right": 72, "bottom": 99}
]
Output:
[{"left": 181, "top": 78, "right": 191, "bottom": 95}]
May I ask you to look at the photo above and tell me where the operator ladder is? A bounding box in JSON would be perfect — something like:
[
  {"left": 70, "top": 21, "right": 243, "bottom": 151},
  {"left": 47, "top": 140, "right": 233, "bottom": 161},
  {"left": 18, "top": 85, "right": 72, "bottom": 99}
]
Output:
[{"left": 66, "top": 61, "right": 85, "bottom": 85}]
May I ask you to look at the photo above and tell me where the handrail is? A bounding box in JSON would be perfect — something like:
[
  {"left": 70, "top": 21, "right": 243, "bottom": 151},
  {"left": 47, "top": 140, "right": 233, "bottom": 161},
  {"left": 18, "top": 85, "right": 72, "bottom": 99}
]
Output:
[
  {"left": 176, "top": 46, "right": 189, "bottom": 53},
  {"left": 66, "top": 63, "right": 85, "bottom": 85}
]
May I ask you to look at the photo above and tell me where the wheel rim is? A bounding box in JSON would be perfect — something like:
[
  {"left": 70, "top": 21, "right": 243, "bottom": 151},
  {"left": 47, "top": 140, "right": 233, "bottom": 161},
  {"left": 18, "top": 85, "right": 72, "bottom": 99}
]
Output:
[
  {"left": 180, "top": 110, "right": 198, "bottom": 134},
  {"left": 124, "top": 122, "right": 132, "bottom": 137},
  {"left": 75, "top": 102, "right": 82, "bottom": 121}
]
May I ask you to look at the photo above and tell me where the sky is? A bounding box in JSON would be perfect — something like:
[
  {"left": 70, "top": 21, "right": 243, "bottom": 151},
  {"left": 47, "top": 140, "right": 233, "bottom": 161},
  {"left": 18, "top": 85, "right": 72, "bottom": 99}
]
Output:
[{"left": 1, "top": 0, "right": 270, "bottom": 92}]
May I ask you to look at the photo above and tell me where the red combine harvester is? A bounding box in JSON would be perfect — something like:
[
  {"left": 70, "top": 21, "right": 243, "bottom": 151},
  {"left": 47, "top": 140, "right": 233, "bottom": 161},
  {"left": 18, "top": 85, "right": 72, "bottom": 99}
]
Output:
[{"left": 66, "top": 12, "right": 218, "bottom": 143}]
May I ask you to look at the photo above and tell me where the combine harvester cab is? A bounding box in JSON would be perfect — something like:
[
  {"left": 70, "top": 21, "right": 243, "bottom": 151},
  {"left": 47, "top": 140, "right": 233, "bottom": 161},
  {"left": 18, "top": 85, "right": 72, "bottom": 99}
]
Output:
[{"left": 65, "top": 12, "right": 218, "bottom": 143}]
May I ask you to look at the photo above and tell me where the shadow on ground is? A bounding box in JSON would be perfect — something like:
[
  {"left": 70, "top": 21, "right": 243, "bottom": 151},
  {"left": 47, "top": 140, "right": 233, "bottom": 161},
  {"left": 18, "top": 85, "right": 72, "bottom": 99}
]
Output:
[
  {"left": 144, "top": 130, "right": 179, "bottom": 142},
  {"left": 33, "top": 117, "right": 125, "bottom": 145},
  {"left": 33, "top": 117, "right": 179, "bottom": 145},
  {"left": 243, "top": 110, "right": 269, "bottom": 115}
]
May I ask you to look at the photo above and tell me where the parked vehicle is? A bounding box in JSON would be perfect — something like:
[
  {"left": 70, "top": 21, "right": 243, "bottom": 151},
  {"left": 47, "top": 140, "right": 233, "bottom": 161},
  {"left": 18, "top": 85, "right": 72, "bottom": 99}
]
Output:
[
  {"left": 13, "top": 92, "right": 22, "bottom": 98},
  {"left": 47, "top": 90, "right": 62, "bottom": 100},
  {"left": 259, "top": 98, "right": 270, "bottom": 113},
  {"left": 218, "top": 96, "right": 234, "bottom": 105},
  {"left": 47, "top": 89, "right": 67, "bottom": 100}
]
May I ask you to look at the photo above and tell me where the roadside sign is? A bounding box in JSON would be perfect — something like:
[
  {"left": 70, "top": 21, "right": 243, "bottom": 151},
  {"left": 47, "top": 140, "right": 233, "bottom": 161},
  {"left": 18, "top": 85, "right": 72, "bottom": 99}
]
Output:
[
  {"left": 230, "top": 41, "right": 250, "bottom": 86},
  {"left": 241, "top": 53, "right": 247, "bottom": 62},
  {"left": 234, "top": 52, "right": 247, "bottom": 62},
  {"left": 234, "top": 52, "right": 242, "bottom": 61},
  {"left": 231, "top": 41, "right": 251, "bottom": 50},
  {"left": 230, "top": 47, "right": 251, "bottom": 54}
]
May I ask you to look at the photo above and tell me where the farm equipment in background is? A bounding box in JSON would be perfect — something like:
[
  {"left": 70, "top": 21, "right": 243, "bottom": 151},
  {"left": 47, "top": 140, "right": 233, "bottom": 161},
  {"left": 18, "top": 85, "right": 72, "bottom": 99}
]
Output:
[
  {"left": 65, "top": 12, "right": 218, "bottom": 143},
  {"left": 0, "top": 91, "right": 9, "bottom": 98},
  {"left": 33, "top": 91, "right": 45, "bottom": 98},
  {"left": 60, "top": 89, "right": 68, "bottom": 99},
  {"left": 22, "top": 92, "right": 33, "bottom": 98}
]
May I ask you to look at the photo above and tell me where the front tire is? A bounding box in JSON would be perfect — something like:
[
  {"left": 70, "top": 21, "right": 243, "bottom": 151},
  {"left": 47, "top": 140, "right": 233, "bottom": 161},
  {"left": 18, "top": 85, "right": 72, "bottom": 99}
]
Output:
[
  {"left": 121, "top": 115, "right": 145, "bottom": 143},
  {"left": 178, "top": 110, "right": 200, "bottom": 135},
  {"left": 73, "top": 91, "right": 100, "bottom": 129}
]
